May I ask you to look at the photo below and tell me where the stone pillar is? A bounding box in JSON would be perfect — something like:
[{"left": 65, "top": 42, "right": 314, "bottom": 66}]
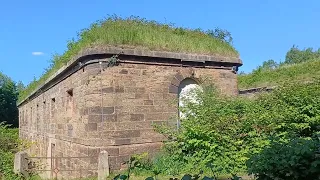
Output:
[
  {"left": 98, "top": 150, "right": 109, "bottom": 180},
  {"left": 14, "top": 151, "right": 29, "bottom": 177}
]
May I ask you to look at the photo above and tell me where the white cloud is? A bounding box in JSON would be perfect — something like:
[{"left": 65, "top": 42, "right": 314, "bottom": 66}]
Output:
[{"left": 32, "top": 52, "right": 44, "bottom": 56}]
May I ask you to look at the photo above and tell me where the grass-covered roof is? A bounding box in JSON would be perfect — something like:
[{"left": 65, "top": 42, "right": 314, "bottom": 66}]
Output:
[
  {"left": 19, "top": 16, "right": 239, "bottom": 103},
  {"left": 238, "top": 59, "right": 320, "bottom": 89}
]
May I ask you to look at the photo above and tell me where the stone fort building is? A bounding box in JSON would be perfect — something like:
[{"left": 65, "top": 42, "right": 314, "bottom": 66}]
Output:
[{"left": 18, "top": 46, "right": 242, "bottom": 177}]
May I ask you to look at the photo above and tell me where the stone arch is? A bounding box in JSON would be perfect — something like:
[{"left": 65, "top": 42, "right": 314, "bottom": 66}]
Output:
[{"left": 169, "top": 70, "right": 202, "bottom": 94}]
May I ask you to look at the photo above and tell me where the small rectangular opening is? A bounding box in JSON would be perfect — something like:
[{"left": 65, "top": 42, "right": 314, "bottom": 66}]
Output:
[
  {"left": 67, "top": 89, "right": 73, "bottom": 97},
  {"left": 51, "top": 97, "right": 56, "bottom": 119}
]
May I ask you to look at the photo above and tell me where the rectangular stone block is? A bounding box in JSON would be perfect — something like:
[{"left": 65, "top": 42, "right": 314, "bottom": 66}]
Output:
[
  {"left": 108, "top": 156, "right": 121, "bottom": 170},
  {"left": 143, "top": 100, "right": 153, "bottom": 105},
  {"left": 102, "top": 87, "right": 114, "bottom": 93},
  {"left": 88, "top": 115, "right": 103, "bottom": 123},
  {"left": 85, "top": 123, "right": 98, "bottom": 131},
  {"left": 117, "top": 112, "right": 131, "bottom": 122},
  {"left": 114, "top": 138, "right": 131, "bottom": 145},
  {"left": 135, "top": 93, "right": 149, "bottom": 99},
  {"left": 169, "top": 85, "right": 178, "bottom": 94},
  {"left": 102, "top": 114, "right": 116, "bottom": 122},
  {"left": 89, "top": 106, "right": 115, "bottom": 115},
  {"left": 99, "top": 147, "right": 120, "bottom": 156},
  {"left": 119, "top": 142, "right": 162, "bottom": 155},
  {"left": 130, "top": 114, "right": 144, "bottom": 121},
  {"left": 103, "top": 130, "right": 140, "bottom": 138},
  {"left": 88, "top": 147, "right": 100, "bottom": 156},
  {"left": 115, "top": 86, "right": 124, "bottom": 93},
  {"left": 119, "top": 69, "right": 128, "bottom": 74}
]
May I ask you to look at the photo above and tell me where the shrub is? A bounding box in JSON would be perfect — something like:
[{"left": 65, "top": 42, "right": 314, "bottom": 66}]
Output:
[
  {"left": 153, "top": 80, "right": 320, "bottom": 176},
  {"left": 247, "top": 137, "right": 320, "bottom": 180},
  {"left": 0, "top": 123, "right": 21, "bottom": 179},
  {"left": 155, "top": 84, "right": 268, "bottom": 175}
]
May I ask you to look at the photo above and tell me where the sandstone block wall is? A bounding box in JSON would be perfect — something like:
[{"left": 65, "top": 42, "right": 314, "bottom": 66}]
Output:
[{"left": 18, "top": 52, "right": 240, "bottom": 178}]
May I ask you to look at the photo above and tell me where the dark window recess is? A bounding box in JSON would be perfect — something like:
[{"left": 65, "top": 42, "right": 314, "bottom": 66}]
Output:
[
  {"left": 66, "top": 89, "right": 74, "bottom": 113},
  {"left": 67, "top": 89, "right": 73, "bottom": 97},
  {"left": 51, "top": 98, "right": 56, "bottom": 118}
]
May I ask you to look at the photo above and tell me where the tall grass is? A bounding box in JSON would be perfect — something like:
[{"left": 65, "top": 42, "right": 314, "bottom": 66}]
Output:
[
  {"left": 238, "top": 59, "right": 320, "bottom": 89},
  {"left": 19, "top": 15, "right": 238, "bottom": 103}
]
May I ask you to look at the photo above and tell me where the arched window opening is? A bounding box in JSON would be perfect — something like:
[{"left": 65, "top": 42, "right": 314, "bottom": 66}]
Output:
[{"left": 177, "top": 78, "right": 201, "bottom": 128}]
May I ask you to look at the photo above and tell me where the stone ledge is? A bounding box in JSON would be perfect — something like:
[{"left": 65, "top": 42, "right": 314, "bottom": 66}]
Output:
[
  {"left": 75, "top": 46, "right": 242, "bottom": 65},
  {"left": 18, "top": 46, "right": 242, "bottom": 106},
  {"left": 238, "top": 86, "right": 276, "bottom": 94}
]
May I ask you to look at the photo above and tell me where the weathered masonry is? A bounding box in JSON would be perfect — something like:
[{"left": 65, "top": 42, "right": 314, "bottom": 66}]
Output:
[
  {"left": 18, "top": 46, "right": 242, "bottom": 177},
  {"left": 238, "top": 86, "right": 275, "bottom": 98}
]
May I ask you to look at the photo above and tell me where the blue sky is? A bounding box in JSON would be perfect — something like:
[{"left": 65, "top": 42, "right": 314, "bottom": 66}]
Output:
[{"left": 1, "top": 0, "right": 320, "bottom": 85}]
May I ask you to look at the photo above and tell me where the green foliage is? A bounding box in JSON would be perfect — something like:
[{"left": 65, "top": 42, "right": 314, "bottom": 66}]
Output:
[
  {"left": 238, "top": 46, "right": 320, "bottom": 89},
  {"left": 114, "top": 153, "right": 152, "bottom": 180},
  {"left": 257, "top": 59, "right": 279, "bottom": 71},
  {"left": 207, "top": 28, "right": 233, "bottom": 45},
  {"left": 247, "top": 137, "right": 320, "bottom": 180},
  {"left": 151, "top": 80, "right": 320, "bottom": 177},
  {"left": 285, "top": 45, "right": 320, "bottom": 64},
  {"left": 245, "top": 81, "right": 320, "bottom": 179},
  {"left": 238, "top": 58, "right": 320, "bottom": 89},
  {"left": 19, "top": 15, "right": 238, "bottom": 103},
  {"left": 0, "top": 72, "right": 19, "bottom": 127},
  {"left": 159, "top": 85, "right": 265, "bottom": 175},
  {"left": 112, "top": 152, "right": 243, "bottom": 180},
  {"left": 255, "top": 81, "right": 320, "bottom": 138},
  {"left": 0, "top": 123, "right": 21, "bottom": 180}
]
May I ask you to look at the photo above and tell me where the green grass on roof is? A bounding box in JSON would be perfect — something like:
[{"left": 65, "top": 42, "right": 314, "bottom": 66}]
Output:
[
  {"left": 238, "top": 59, "right": 320, "bottom": 89},
  {"left": 19, "top": 15, "right": 238, "bottom": 103}
]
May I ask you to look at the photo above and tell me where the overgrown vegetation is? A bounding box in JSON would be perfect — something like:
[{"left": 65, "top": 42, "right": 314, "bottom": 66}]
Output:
[
  {"left": 247, "top": 137, "right": 320, "bottom": 180},
  {"left": 111, "top": 80, "right": 320, "bottom": 180},
  {"left": 0, "top": 123, "right": 21, "bottom": 179},
  {"left": 19, "top": 15, "right": 238, "bottom": 103},
  {"left": 238, "top": 46, "right": 320, "bottom": 89}
]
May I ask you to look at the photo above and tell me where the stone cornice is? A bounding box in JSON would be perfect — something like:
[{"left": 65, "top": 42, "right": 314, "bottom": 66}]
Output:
[
  {"left": 18, "top": 46, "right": 242, "bottom": 106},
  {"left": 76, "top": 46, "right": 242, "bottom": 65}
]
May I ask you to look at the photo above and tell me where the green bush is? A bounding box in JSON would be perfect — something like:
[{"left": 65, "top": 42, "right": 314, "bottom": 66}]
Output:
[
  {"left": 0, "top": 123, "right": 21, "bottom": 180},
  {"left": 153, "top": 80, "right": 320, "bottom": 176},
  {"left": 154, "top": 85, "right": 267, "bottom": 175},
  {"left": 247, "top": 137, "right": 320, "bottom": 180}
]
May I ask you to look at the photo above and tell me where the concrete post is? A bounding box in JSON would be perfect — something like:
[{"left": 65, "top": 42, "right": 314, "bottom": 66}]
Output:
[
  {"left": 14, "top": 151, "right": 29, "bottom": 176},
  {"left": 98, "top": 150, "right": 109, "bottom": 180}
]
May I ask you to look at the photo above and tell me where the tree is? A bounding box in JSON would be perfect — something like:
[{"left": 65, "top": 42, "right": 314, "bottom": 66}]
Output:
[
  {"left": 260, "top": 59, "right": 279, "bottom": 70},
  {"left": 285, "top": 45, "right": 320, "bottom": 64},
  {"left": 207, "top": 28, "right": 233, "bottom": 44},
  {"left": 16, "top": 81, "right": 25, "bottom": 94},
  {"left": 0, "top": 72, "right": 18, "bottom": 127}
]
